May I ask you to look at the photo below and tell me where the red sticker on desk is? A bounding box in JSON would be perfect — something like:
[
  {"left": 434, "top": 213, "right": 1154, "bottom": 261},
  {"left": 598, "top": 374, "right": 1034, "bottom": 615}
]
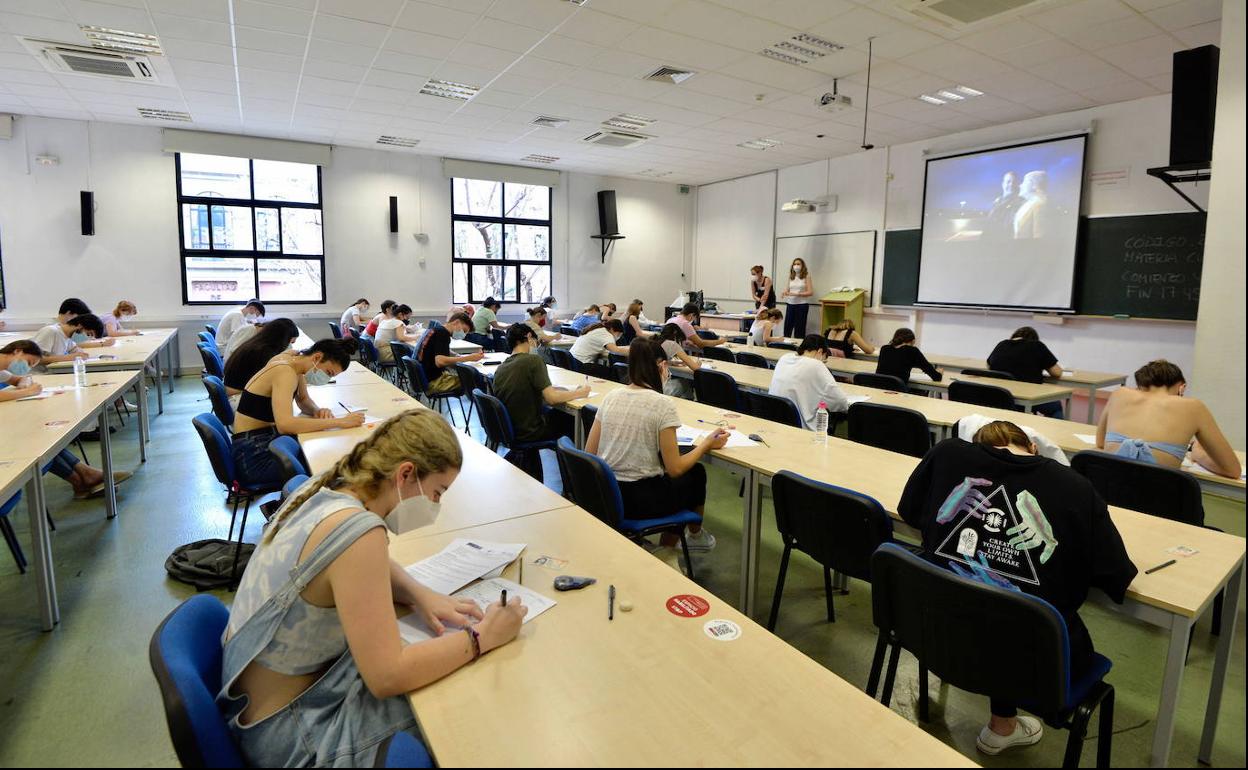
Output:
[{"left": 666, "top": 594, "right": 710, "bottom": 618}]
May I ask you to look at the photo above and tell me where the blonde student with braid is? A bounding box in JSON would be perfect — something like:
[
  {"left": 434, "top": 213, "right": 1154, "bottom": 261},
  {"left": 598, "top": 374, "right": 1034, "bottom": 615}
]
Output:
[{"left": 220, "top": 410, "right": 528, "bottom": 767}]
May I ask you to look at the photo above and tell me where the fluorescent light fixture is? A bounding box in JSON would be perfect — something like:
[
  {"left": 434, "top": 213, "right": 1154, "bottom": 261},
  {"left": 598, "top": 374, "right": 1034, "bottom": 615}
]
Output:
[
  {"left": 936, "top": 90, "right": 965, "bottom": 101},
  {"left": 137, "top": 107, "right": 191, "bottom": 121},
  {"left": 955, "top": 85, "right": 984, "bottom": 96},
  {"left": 419, "top": 79, "right": 480, "bottom": 100},
  {"left": 792, "top": 33, "right": 844, "bottom": 52},
  {"left": 603, "top": 113, "right": 657, "bottom": 130},
  {"left": 522, "top": 154, "right": 559, "bottom": 163},
  {"left": 775, "top": 40, "right": 825, "bottom": 59},
  {"left": 760, "top": 49, "right": 808, "bottom": 66},
  {"left": 81, "top": 25, "right": 163, "bottom": 55},
  {"left": 377, "top": 135, "right": 420, "bottom": 148},
  {"left": 918, "top": 94, "right": 946, "bottom": 105},
  {"left": 738, "top": 138, "right": 781, "bottom": 150}
]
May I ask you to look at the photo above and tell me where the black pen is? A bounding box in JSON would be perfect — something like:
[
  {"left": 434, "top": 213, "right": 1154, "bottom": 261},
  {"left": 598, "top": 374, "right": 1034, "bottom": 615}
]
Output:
[
  {"left": 501, "top": 589, "right": 507, "bottom": 607},
  {"left": 608, "top": 584, "right": 616, "bottom": 620},
  {"left": 337, "top": 401, "right": 358, "bottom": 413},
  {"left": 1145, "top": 559, "right": 1177, "bottom": 575}
]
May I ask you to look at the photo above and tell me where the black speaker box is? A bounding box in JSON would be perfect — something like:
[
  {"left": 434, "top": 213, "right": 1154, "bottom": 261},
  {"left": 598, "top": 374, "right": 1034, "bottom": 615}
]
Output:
[
  {"left": 1169, "top": 45, "right": 1219, "bottom": 166},
  {"left": 389, "top": 195, "right": 399, "bottom": 233},
  {"left": 80, "top": 190, "right": 94, "bottom": 236},
  {"left": 597, "top": 190, "right": 619, "bottom": 236}
]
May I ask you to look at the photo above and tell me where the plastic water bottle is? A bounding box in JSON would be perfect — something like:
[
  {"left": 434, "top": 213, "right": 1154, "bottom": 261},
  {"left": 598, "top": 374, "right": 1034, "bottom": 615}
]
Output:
[
  {"left": 73, "top": 356, "right": 87, "bottom": 387},
  {"left": 812, "top": 401, "right": 829, "bottom": 445}
]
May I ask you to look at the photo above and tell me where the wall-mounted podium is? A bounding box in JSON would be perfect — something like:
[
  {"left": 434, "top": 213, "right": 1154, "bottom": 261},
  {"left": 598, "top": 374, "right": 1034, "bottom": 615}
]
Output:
[{"left": 820, "top": 289, "right": 866, "bottom": 333}]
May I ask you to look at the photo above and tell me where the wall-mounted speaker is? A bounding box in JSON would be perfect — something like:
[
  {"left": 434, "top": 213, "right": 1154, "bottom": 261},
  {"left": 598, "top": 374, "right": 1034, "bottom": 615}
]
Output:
[
  {"left": 1169, "top": 45, "right": 1219, "bottom": 166},
  {"left": 80, "top": 190, "right": 94, "bottom": 236},
  {"left": 389, "top": 195, "right": 399, "bottom": 233},
  {"left": 596, "top": 190, "right": 619, "bottom": 236}
]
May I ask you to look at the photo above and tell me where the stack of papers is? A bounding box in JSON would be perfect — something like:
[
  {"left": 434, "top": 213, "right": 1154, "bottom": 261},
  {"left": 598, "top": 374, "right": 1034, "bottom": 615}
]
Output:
[
  {"left": 399, "top": 578, "right": 556, "bottom": 644},
  {"left": 845, "top": 394, "right": 871, "bottom": 406},
  {"left": 676, "top": 426, "right": 759, "bottom": 448},
  {"left": 404, "top": 539, "right": 525, "bottom": 595},
  {"left": 1074, "top": 434, "right": 1097, "bottom": 445}
]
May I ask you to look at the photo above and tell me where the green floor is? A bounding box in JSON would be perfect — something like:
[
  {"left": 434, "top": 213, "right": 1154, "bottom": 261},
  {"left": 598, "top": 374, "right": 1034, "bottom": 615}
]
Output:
[{"left": 0, "top": 378, "right": 1243, "bottom": 767}]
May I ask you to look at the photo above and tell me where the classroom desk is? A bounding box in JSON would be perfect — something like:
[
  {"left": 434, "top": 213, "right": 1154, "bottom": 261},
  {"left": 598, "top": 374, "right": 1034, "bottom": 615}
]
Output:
[
  {"left": 0, "top": 370, "right": 142, "bottom": 630},
  {"left": 389, "top": 505, "right": 977, "bottom": 768}
]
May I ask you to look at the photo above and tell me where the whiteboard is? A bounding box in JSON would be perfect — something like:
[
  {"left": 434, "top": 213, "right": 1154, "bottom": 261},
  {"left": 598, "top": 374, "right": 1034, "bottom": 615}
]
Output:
[
  {"left": 694, "top": 172, "right": 776, "bottom": 301},
  {"left": 773, "top": 231, "right": 876, "bottom": 303}
]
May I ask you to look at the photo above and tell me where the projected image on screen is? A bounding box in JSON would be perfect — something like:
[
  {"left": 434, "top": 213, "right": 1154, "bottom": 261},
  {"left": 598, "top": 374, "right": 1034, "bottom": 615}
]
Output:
[{"left": 917, "top": 134, "right": 1087, "bottom": 310}]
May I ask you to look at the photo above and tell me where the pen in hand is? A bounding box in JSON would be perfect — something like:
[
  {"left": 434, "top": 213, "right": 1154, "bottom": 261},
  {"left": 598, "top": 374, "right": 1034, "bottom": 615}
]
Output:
[
  {"left": 501, "top": 589, "right": 507, "bottom": 607},
  {"left": 608, "top": 584, "right": 615, "bottom": 621}
]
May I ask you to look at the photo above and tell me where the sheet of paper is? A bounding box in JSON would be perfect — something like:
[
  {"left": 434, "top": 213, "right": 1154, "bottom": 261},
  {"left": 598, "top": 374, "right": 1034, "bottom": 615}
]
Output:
[
  {"left": 16, "top": 391, "right": 53, "bottom": 401},
  {"left": 331, "top": 403, "right": 368, "bottom": 416},
  {"left": 1074, "top": 434, "right": 1097, "bottom": 445},
  {"left": 1061, "top": 371, "right": 1077, "bottom": 379},
  {"left": 910, "top": 371, "right": 933, "bottom": 382},
  {"left": 700, "top": 361, "right": 714, "bottom": 370},
  {"left": 404, "top": 539, "right": 525, "bottom": 596},
  {"left": 845, "top": 394, "right": 871, "bottom": 406},
  {"left": 399, "top": 578, "right": 555, "bottom": 644},
  {"left": 676, "top": 426, "right": 759, "bottom": 448}
]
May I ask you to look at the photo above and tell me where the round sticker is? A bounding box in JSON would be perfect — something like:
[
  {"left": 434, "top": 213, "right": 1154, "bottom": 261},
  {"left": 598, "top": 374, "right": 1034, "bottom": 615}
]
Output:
[
  {"left": 666, "top": 594, "right": 710, "bottom": 618},
  {"left": 703, "top": 619, "right": 742, "bottom": 641}
]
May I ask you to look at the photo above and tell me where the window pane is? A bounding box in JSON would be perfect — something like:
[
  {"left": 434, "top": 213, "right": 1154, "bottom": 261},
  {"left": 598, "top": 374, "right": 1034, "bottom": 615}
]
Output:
[
  {"left": 212, "top": 206, "right": 254, "bottom": 251},
  {"left": 505, "top": 224, "right": 550, "bottom": 262},
  {"left": 280, "top": 208, "right": 323, "bottom": 255},
  {"left": 471, "top": 264, "right": 513, "bottom": 303},
  {"left": 180, "top": 153, "right": 251, "bottom": 199},
  {"left": 258, "top": 259, "right": 323, "bottom": 302},
  {"left": 182, "top": 203, "right": 210, "bottom": 249},
  {"left": 518, "top": 265, "right": 550, "bottom": 304},
  {"left": 185, "top": 256, "right": 254, "bottom": 302},
  {"left": 454, "top": 221, "right": 501, "bottom": 260},
  {"left": 504, "top": 183, "right": 549, "bottom": 220},
  {"left": 452, "top": 178, "right": 501, "bottom": 217},
  {"left": 452, "top": 262, "right": 468, "bottom": 304},
  {"left": 253, "top": 159, "right": 319, "bottom": 204},
  {"left": 255, "top": 208, "right": 280, "bottom": 251}
]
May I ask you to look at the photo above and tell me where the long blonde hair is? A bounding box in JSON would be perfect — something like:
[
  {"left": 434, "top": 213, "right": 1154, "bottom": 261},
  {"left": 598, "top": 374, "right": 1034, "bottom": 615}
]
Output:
[{"left": 263, "top": 410, "right": 462, "bottom": 543}]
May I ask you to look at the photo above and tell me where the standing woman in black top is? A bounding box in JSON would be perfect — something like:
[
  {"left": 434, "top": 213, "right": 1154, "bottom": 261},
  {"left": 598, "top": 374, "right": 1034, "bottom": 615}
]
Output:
[
  {"left": 987, "top": 326, "right": 1064, "bottom": 418},
  {"left": 876, "top": 328, "right": 943, "bottom": 385},
  {"left": 749, "top": 265, "right": 776, "bottom": 310}
]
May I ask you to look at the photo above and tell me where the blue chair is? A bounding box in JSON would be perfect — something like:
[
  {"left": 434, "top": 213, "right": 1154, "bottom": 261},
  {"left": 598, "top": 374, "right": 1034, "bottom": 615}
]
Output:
[
  {"left": 744, "top": 390, "right": 802, "bottom": 428},
  {"left": 700, "top": 346, "right": 735, "bottom": 363},
  {"left": 197, "top": 331, "right": 218, "bottom": 351},
  {"left": 696, "top": 329, "right": 719, "bottom": 340},
  {"left": 555, "top": 437, "right": 699, "bottom": 577},
  {"left": 465, "top": 331, "right": 494, "bottom": 351},
  {"left": 607, "top": 352, "right": 627, "bottom": 368},
  {"left": 191, "top": 413, "right": 283, "bottom": 587},
  {"left": 268, "top": 436, "right": 309, "bottom": 484},
  {"left": 472, "top": 388, "right": 557, "bottom": 482},
  {"left": 949, "top": 379, "right": 1020, "bottom": 412},
  {"left": 282, "top": 474, "right": 309, "bottom": 500},
  {"left": 204, "top": 324, "right": 217, "bottom": 337},
  {"left": 548, "top": 347, "right": 579, "bottom": 372},
  {"left": 356, "top": 336, "right": 380, "bottom": 372},
  {"left": 328, "top": 321, "right": 342, "bottom": 339},
  {"left": 767, "top": 342, "right": 798, "bottom": 351},
  {"left": 201, "top": 374, "right": 234, "bottom": 431},
  {"left": 150, "top": 594, "right": 435, "bottom": 769},
  {"left": 853, "top": 372, "right": 908, "bottom": 393},
  {"left": 734, "top": 351, "right": 769, "bottom": 369},
  {"left": 1, "top": 493, "right": 27, "bottom": 573},
  {"left": 197, "top": 344, "right": 224, "bottom": 380},
  {"left": 452, "top": 363, "right": 489, "bottom": 429},
  {"left": 402, "top": 356, "right": 467, "bottom": 426},
  {"left": 558, "top": 324, "right": 580, "bottom": 337},
  {"left": 847, "top": 402, "right": 931, "bottom": 458},
  {"left": 427, "top": 319, "right": 443, "bottom": 330},
  {"left": 693, "top": 368, "right": 740, "bottom": 411},
  {"left": 491, "top": 328, "right": 510, "bottom": 353},
  {"left": 385, "top": 341, "right": 412, "bottom": 389},
  {"left": 867, "top": 543, "right": 1115, "bottom": 767}
]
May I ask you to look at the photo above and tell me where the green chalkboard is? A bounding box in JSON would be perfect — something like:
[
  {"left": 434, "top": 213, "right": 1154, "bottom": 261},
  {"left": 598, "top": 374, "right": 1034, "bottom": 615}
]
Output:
[{"left": 881, "top": 212, "right": 1206, "bottom": 320}]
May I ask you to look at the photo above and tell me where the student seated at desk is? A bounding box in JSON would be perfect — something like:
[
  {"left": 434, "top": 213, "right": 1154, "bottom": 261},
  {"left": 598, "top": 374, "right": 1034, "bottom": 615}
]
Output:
[
  {"left": 339, "top": 298, "right": 370, "bottom": 335},
  {"left": 375, "top": 305, "right": 421, "bottom": 363},
  {"left": 619, "top": 300, "right": 650, "bottom": 345},
  {"left": 634, "top": 298, "right": 660, "bottom": 328},
  {"left": 825, "top": 319, "right": 874, "bottom": 358},
  {"left": 523, "top": 307, "right": 562, "bottom": 348},
  {"left": 657, "top": 324, "right": 701, "bottom": 400},
  {"left": 570, "top": 319, "right": 627, "bottom": 365},
  {"left": 56, "top": 297, "right": 91, "bottom": 325},
  {"left": 223, "top": 319, "right": 300, "bottom": 396},
  {"left": 899, "top": 420, "right": 1137, "bottom": 757},
  {"left": 987, "top": 326, "right": 1063, "bottom": 418},
  {"left": 876, "top": 328, "right": 942, "bottom": 385},
  {"left": 232, "top": 339, "right": 364, "bottom": 487},
  {"left": 222, "top": 409, "right": 528, "bottom": 767},
  {"left": 1097, "top": 360, "right": 1241, "bottom": 479},
  {"left": 473, "top": 298, "right": 508, "bottom": 336},
  {"left": 600, "top": 302, "right": 618, "bottom": 321},
  {"left": 586, "top": 338, "right": 726, "bottom": 552},
  {"left": 494, "top": 324, "right": 589, "bottom": 443},
  {"left": 668, "top": 303, "right": 727, "bottom": 356},
  {"left": 32, "top": 313, "right": 110, "bottom": 366},
  {"left": 537, "top": 296, "right": 558, "bottom": 325},
  {"left": 100, "top": 301, "right": 141, "bottom": 337},
  {"left": 749, "top": 308, "right": 785, "bottom": 346},
  {"left": 445, "top": 304, "right": 475, "bottom": 322},
  {"left": 415, "top": 313, "right": 483, "bottom": 395},
  {"left": 769, "top": 335, "right": 849, "bottom": 428},
  {"left": 569, "top": 304, "right": 602, "bottom": 333},
  {"left": 362, "top": 300, "right": 397, "bottom": 339},
  {"left": 215, "top": 300, "right": 266, "bottom": 349}
]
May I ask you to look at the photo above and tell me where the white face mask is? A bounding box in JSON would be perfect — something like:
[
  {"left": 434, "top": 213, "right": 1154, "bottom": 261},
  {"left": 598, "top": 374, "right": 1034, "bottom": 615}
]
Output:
[{"left": 385, "top": 473, "right": 441, "bottom": 534}]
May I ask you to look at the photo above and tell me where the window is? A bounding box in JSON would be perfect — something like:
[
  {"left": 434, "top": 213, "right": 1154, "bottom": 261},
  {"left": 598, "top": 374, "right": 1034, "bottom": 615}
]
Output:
[
  {"left": 451, "top": 178, "right": 551, "bottom": 304},
  {"left": 176, "top": 152, "right": 326, "bottom": 304}
]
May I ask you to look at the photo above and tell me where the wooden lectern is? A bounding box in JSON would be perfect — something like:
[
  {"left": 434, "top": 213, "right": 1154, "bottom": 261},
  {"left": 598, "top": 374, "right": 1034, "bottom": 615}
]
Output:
[{"left": 820, "top": 289, "right": 866, "bottom": 332}]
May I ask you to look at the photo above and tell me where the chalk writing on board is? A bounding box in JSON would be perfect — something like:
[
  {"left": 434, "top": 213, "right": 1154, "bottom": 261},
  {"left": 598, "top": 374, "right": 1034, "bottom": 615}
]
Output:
[{"left": 1117, "top": 231, "right": 1203, "bottom": 305}]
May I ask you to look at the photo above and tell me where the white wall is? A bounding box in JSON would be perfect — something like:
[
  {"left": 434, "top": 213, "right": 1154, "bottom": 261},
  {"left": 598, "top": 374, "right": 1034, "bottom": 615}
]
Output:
[
  {"left": 1192, "top": 0, "right": 1245, "bottom": 447},
  {"left": 0, "top": 116, "right": 692, "bottom": 363}
]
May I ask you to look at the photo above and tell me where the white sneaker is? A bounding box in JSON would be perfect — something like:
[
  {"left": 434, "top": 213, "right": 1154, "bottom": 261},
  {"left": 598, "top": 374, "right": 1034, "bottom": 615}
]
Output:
[
  {"left": 976, "top": 716, "right": 1044, "bottom": 755},
  {"left": 684, "top": 528, "right": 717, "bottom": 552}
]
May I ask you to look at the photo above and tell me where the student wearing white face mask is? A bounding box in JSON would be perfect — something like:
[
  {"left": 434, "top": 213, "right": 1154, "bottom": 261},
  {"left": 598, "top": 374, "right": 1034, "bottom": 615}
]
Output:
[
  {"left": 231, "top": 339, "right": 365, "bottom": 488},
  {"left": 216, "top": 299, "right": 266, "bottom": 349},
  {"left": 222, "top": 409, "right": 528, "bottom": 767},
  {"left": 32, "top": 313, "right": 106, "bottom": 367},
  {"left": 100, "top": 300, "right": 141, "bottom": 337}
]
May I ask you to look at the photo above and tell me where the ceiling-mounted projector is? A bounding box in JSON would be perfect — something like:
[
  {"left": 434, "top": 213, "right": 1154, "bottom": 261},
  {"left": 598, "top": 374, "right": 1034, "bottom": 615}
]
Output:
[
  {"left": 781, "top": 195, "right": 837, "bottom": 213},
  {"left": 817, "top": 92, "right": 852, "bottom": 112}
]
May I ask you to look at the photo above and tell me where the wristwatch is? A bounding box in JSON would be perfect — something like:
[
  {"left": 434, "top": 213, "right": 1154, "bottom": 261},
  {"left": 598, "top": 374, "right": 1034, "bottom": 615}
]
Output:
[{"left": 465, "top": 626, "right": 481, "bottom": 660}]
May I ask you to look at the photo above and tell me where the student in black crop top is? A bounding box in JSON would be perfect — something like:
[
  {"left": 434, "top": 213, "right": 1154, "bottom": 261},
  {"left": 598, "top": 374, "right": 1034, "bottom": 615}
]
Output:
[
  {"left": 876, "top": 328, "right": 942, "bottom": 383},
  {"left": 222, "top": 318, "right": 299, "bottom": 394},
  {"left": 824, "top": 319, "right": 875, "bottom": 359}
]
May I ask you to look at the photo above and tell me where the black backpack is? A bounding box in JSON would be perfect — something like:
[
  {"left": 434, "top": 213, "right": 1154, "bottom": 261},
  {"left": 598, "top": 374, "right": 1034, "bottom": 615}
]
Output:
[{"left": 165, "top": 539, "right": 254, "bottom": 591}]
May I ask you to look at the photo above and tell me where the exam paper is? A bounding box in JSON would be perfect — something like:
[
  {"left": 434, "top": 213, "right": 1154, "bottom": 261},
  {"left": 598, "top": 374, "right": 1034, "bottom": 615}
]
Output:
[
  {"left": 404, "top": 539, "right": 525, "bottom": 596},
  {"left": 845, "top": 394, "right": 872, "bottom": 406},
  {"left": 398, "top": 578, "right": 555, "bottom": 644},
  {"left": 910, "top": 372, "right": 933, "bottom": 383},
  {"left": 1074, "top": 434, "right": 1097, "bottom": 445},
  {"left": 676, "top": 426, "right": 759, "bottom": 448}
]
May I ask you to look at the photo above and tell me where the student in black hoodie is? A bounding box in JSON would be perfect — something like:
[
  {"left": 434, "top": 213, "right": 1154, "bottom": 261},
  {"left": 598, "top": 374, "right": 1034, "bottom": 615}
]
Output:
[{"left": 876, "top": 328, "right": 942, "bottom": 385}]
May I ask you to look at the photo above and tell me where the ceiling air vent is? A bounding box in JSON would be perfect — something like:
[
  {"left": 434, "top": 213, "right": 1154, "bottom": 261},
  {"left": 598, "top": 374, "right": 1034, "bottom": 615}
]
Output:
[
  {"left": 531, "top": 115, "right": 569, "bottom": 128},
  {"left": 419, "top": 79, "right": 480, "bottom": 100},
  {"left": 902, "top": 0, "right": 1047, "bottom": 29},
  {"left": 738, "top": 138, "right": 781, "bottom": 150},
  {"left": 377, "top": 135, "right": 420, "bottom": 148},
  {"left": 637, "top": 169, "right": 672, "bottom": 178},
  {"left": 602, "top": 113, "right": 656, "bottom": 131},
  {"left": 644, "top": 66, "right": 696, "bottom": 85},
  {"left": 522, "top": 154, "right": 559, "bottom": 164},
  {"left": 583, "top": 130, "right": 650, "bottom": 148},
  {"left": 22, "top": 38, "right": 160, "bottom": 82},
  {"left": 80, "top": 25, "right": 163, "bottom": 55},
  {"left": 137, "top": 107, "right": 192, "bottom": 122}
]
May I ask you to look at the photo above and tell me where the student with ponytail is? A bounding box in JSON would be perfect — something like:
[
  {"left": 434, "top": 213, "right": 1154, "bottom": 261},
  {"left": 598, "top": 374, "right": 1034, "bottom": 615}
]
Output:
[
  {"left": 875, "top": 327, "right": 942, "bottom": 385},
  {"left": 221, "top": 409, "right": 528, "bottom": 767}
]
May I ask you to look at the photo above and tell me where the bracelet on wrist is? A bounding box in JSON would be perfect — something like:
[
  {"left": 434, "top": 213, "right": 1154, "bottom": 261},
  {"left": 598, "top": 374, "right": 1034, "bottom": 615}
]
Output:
[{"left": 466, "top": 626, "right": 481, "bottom": 660}]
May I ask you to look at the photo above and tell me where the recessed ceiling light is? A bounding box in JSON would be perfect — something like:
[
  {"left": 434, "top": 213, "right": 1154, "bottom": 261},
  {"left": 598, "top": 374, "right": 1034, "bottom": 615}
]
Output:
[
  {"left": 760, "top": 48, "right": 808, "bottom": 66},
  {"left": 419, "top": 79, "right": 479, "bottom": 101},
  {"left": 522, "top": 154, "right": 559, "bottom": 164},
  {"left": 792, "top": 33, "right": 844, "bottom": 52},
  {"left": 936, "top": 89, "right": 965, "bottom": 101},
  {"left": 137, "top": 107, "right": 191, "bottom": 121},
  {"left": 81, "top": 25, "right": 163, "bottom": 55},
  {"left": 603, "top": 113, "right": 656, "bottom": 130},
  {"left": 918, "top": 94, "right": 946, "bottom": 105},
  {"left": 531, "top": 115, "right": 569, "bottom": 128},
  {"left": 738, "top": 138, "right": 781, "bottom": 150},
  {"left": 637, "top": 169, "right": 672, "bottom": 177},
  {"left": 377, "top": 135, "right": 419, "bottom": 148},
  {"left": 774, "top": 40, "right": 825, "bottom": 59},
  {"left": 955, "top": 85, "right": 984, "bottom": 96}
]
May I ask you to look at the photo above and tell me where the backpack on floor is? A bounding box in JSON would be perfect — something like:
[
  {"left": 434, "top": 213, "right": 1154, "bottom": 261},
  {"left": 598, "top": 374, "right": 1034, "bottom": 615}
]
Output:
[{"left": 165, "top": 538, "right": 254, "bottom": 591}]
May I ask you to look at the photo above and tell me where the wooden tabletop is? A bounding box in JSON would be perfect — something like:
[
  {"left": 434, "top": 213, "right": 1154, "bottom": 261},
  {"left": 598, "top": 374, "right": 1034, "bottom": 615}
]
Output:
[
  {"left": 0, "top": 372, "right": 140, "bottom": 460},
  {"left": 46, "top": 328, "right": 178, "bottom": 371},
  {"left": 391, "top": 506, "right": 977, "bottom": 768},
  {"left": 852, "top": 349, "right": 1127, "bottom": 388},
  {"left": 0, "top": 457, "right": 35, "bottom": 504}
]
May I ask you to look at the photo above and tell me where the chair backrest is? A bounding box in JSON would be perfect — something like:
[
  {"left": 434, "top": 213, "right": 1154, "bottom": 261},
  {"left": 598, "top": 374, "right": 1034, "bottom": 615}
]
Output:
[
  {"left": 465, "top": 332, "right": 493, "bottom": 351},
  {"left": 961, "top": 367, "right": 1015, "bottom": 380},
  {"left": 734, "top": 351, "right": 769, "bottom": 369},
  {"left": 581, "top": 362, "right": 614, "bottom": 381},
  {"left": 767, "top": 342, "right": 798, "bottom": 351},
  {"left": 149, "top": 594, "right": 245, "bottom": 768},
  {"left": 607, "top": 352, "right": 628, "bottom": 367},
  {"left": 580, "top": 404, "right": 598, "bottom": 436},
  {"left": 196, "top": 331, "right": 217, "bottom": 350},
  {"left": 611, "top": 362, "right": 630, "bottom": 384},
  {"left": 701, "top": 346, "right": 736, "bottom": 363},
  {"left": 491, "top": 328, "right": 511, "bottom": 353},
  {"left": 696, "top": 329, "right": 719, "bottom": 340},
  {"left": 1070, "top": 451, "right": 1205, "bottom": 526},
  {"left": 200, "top": 375, "right": 234, "bottom": 429},
  {"left": 870, "top": 543, "right": 1071, "bottom": 718},
  {"left": 402, "top": 355, "right": 432, "bottom": 395},
  {"left": 772, "top": 471, "right": 893, "bottom": 581},
  {"left": 197, "top": 344, "right": 224, "bottom": 379},
  {"left": 852, "top": 372, "right": 908, "bottom": 392},
  {"left": 949, "top": 380, "right": 1018, "bottom": 411},
  {"left": 388, "top": 340, "right": 413, "bottom": 365},
  {"left": 453, "top": 362, "right": 490, "bottom": 397},
  {"left": 548, "top": 347, "right": 579, "bottom": 372},
  {"left": 428, "top": 319, "right": 443, "bottom": 330},
  {"left": 191, "top": 413, "right": 235, "bottom": 488},
  {"left": 328, "top": 321, "right": 342, "bottom": 339},
  {"left": 554, "top": 437, "right": 624, "bottom": 528},
  {"left": 846, "top": 402, "right": 931, "bottom": 458},
  {"left": 472, "top": 388, "right": 516, "bottom": 447},
  {"left": 693, "top": 368, "right": 740, "bottom": 411},
  {"left": 268, "top": 435, "right": 309, "bottom": 483},
  {"left": 281, "top": 474, "right": 309, "bottom": 499},
  {"left": 558, "top": 324, "right": 580, "bottom": 337},
  {"left": 356, "top": 335, "right": 379, "bottom": 367},
  {"left": 744, "top": 390, "right": 802, "bottom": 428},
  {"left": 204, "top": 324, "right": 217, "bottom": 337}
]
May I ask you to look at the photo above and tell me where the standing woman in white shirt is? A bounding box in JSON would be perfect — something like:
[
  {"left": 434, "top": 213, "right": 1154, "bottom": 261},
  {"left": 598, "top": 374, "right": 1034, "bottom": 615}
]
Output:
[
  {"left": 780, "top": 258, "right": 814, "bottom": 338},
  {"left": 768, "top": 335, "right": 848, "bottom": 430}
]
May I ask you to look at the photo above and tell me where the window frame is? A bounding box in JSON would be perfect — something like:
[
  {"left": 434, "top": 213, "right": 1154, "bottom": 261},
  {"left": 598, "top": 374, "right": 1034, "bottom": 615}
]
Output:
[
  {"left": 175, "top": 152, "right": 327, "bottom": 305},
  {"left": 449, "top": 178, "right": 553, "bottom": 305}
]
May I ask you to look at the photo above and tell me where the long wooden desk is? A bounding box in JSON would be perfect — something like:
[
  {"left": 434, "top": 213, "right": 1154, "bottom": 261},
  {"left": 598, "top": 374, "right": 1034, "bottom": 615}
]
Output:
[
  {"left": 0, "top": 370, "right": 144, "bottom": 630},
  {"left": 390, "top": 506, "right": 976, "bottom": 767}
]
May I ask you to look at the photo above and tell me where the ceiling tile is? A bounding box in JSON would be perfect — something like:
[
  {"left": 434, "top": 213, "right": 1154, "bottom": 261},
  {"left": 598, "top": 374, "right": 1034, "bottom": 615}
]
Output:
[
  {"left": 1077, "top": 79, "right": 1159, "bottom": 104},
  {"left": 463, "top": 17, "right": 547, "bottom": 54},
  {"left": 158, "top": 37, "right": 238, "bottom": 65},
  {"left": 235, "top": 26, "right": 309, "bottom": 56},
  {"left": 372, "top": 50, "right": 442, "bottom": 77},
  {"left": 301, "top": 57, "right": 369, "bottom": 82},
  {"left": 618, "top": 27, "right": 749, "bottom": 71},
  {"left": 447, "top": 42, "right": 520, "bottom": 70},
  {"left": 555, "top": 9, "right": 640, "bottom": 47},
  {"left": 529, "top": 35, "right": 606, "bottom": 67},
  {"left": 1174, "top": 20, "right": 1221, "bottom": 48},
  {"left": 1064, "top": 14, "right": 1166, "bottom": 50},
  {"left": 808, "top": 6, "right": 907, "bottom": 48},
  {"left": 714, "top": 55, "right": 831, "bottom": 92},
  {"left": 394, "top": 1, "right": 480, "bottom": 39},
  {"left": 152, "top": 13, "right": 231, "bottom": 45},
  {"left": 1145, "top": 0, "right": 1221, "bottom": 31},
  {"left": 312, "top": 14, "right": 390, "bottom": 48},
  {"left": 957, "top": 20, "right": 1055, "bottom": 56},
  {"left": 658, "top": 0, "right": 799, "bottom": 53},
  {"left": 146, "top": 0, "right": 231, "bottom": 22},
  {"left": 236, "top": 47, "right": 304, "bottom": 73},
  {"left": 485, "top": 0, "right": 577, "bottom": 32},
  {"left": 234, "top": 0, "right": 313, "bottom": 35},
  {"left": 0, "top": 13, "right": 87, "bottom": 41},
  {"left": 383, "top": 28, "right": 459, "bottom": 59},
  {"left": 307, "top": 38, "right": 378, "bottom": 67},
  {"left": 63, "top": 0, "right": 155, "bottom": 33},
  {"left": 316, "top": 0, "right": 404, "bottom": 25}
]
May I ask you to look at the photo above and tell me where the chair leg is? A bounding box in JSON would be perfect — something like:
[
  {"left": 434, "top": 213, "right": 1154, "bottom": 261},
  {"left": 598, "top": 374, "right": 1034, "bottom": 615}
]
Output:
[
  {"left": 866, "top": 635, "right": 888, "bottom": 697},
  {"left": 767, "top": 545, "right": 792, "bottom": 632},
  {"left": 227, "top": 489, "right": 241, "bottom": 542},
  {"left": 45, "top": 510, "right": 56, "bottom": 531},
  {"left": 880, "top": 643, "right": 902, "bottom": 707},
  {"left": 1062, "top": 702, "right": 1094, "bottom": 768},
  {"left": 823, "top": 567, "right": 836, "bottom": 623},
  {"left": 229, "top": 497, "right": 253, "bottom": 590},
  {"left": 917, "top": 662, "right": 930, "bottom": 722},
  {"left": 1, "top": 517, "right": 27, "bottom": 573},
  {"left": 1096, "top": 687, "right": 1114, "bottom": 768},
  {"left": 1211, "top": 588, "right": 1224, "bottom": 636},
  {"left": 458, "top": 397, "right": 470, "bottom": 433},
  {"left": 75, "top": 438, "right": 90, "bottom": 465},
  {"left": 678, "top": 531, "right": 695, "bottom": 579}
]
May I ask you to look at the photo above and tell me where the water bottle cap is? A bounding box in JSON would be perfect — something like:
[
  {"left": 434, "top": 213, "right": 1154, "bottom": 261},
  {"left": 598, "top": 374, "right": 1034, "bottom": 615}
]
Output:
[{"left": 818, "top": 401, "right": 827, "bottom": 408}]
